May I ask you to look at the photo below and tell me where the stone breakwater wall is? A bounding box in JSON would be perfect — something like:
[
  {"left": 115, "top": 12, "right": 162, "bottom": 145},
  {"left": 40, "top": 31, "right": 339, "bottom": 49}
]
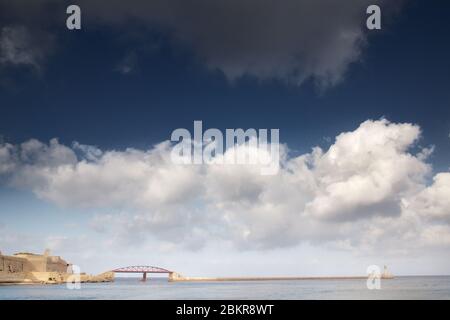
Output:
[{"left": 168, "top": 272, "right": 394, "bottom": 282}]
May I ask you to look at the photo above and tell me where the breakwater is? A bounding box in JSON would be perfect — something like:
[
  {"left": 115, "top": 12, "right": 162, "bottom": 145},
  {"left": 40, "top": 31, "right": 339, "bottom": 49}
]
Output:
[{"left": 168, "top": 272, "right": 394, "bottom": 282}]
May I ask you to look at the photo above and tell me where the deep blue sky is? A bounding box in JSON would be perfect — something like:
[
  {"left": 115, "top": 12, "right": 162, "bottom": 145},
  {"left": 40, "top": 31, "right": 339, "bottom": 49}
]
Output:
[{"left": 1, "top": 0, "right": 449, "bottom": 169}]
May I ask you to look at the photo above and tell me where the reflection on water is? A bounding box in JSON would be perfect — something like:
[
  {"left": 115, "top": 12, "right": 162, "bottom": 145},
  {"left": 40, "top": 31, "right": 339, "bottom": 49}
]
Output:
[{"left": 1, "top": 276, "right": 449, "bottom": 300}]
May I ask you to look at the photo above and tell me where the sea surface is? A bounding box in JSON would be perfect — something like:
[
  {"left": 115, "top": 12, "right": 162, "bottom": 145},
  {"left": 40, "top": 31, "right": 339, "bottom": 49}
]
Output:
[{"left": 1, "top": 276, "right": 449, "bottom": 300}]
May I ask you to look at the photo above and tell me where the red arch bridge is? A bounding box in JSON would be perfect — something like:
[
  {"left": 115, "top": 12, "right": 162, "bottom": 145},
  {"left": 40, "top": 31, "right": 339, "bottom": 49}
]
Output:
[{"left": 112, "top": 266, "right": 173, "bottom": 281}]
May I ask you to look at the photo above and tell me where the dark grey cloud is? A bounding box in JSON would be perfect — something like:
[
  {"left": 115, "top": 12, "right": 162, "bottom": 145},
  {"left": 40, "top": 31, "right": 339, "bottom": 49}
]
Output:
[
  {"left": 78, "top": 0, "right": 404, "bottom": 87},
  {"left": 0, "top": 0, "right": 404, "bottom": 87}
]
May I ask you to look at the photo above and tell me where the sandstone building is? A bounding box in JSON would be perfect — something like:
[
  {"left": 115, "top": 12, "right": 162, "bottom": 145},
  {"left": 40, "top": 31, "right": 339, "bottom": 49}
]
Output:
[{"left": 0, "top": 249, "right": 113, "bottom": 284}]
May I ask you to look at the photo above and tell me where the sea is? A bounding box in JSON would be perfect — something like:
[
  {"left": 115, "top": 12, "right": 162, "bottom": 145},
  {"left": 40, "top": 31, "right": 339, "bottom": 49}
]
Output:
[{"left": 1, "top": 276, "right": 449, "bottom": 300}]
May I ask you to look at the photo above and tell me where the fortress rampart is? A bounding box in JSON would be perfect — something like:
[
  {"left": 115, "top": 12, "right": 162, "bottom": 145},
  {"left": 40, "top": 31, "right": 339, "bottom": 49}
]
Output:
[{"left": 0, "top": 249, "right": 114, "bottom": 285}]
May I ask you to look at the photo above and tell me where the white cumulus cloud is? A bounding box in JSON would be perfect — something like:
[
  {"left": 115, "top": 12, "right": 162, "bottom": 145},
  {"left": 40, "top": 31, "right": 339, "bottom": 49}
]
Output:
[{"left": 1, "top": 119, "right": 449, "bottom": 253}]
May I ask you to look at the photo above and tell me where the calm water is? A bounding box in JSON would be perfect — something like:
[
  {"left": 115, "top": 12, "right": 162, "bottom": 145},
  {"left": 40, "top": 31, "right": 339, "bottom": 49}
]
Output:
[{"left": 1, "top": 276, "right": 449, "bottom": 300}]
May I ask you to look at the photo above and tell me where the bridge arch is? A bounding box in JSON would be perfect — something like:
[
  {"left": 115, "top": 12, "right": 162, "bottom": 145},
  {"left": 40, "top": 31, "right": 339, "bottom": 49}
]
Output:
[{"left": 112, "top": 266, "right": 172, "bottom": 281}]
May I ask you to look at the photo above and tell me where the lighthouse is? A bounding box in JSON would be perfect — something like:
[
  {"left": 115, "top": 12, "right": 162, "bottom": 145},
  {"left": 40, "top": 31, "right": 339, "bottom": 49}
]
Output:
[{"left": 382, "top": 265, "right": 394, "bottom": 279}]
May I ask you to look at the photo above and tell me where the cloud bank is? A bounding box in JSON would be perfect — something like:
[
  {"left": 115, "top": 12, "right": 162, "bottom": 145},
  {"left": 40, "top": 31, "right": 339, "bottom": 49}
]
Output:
[{"left": 1, "top": 119, "right": 449, "bottom": 254}]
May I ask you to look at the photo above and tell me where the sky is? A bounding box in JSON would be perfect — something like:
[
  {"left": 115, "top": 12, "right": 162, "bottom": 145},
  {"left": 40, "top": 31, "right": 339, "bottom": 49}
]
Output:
[{"left": 1, "top": 0, "right": 450, "bottom": 276}]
